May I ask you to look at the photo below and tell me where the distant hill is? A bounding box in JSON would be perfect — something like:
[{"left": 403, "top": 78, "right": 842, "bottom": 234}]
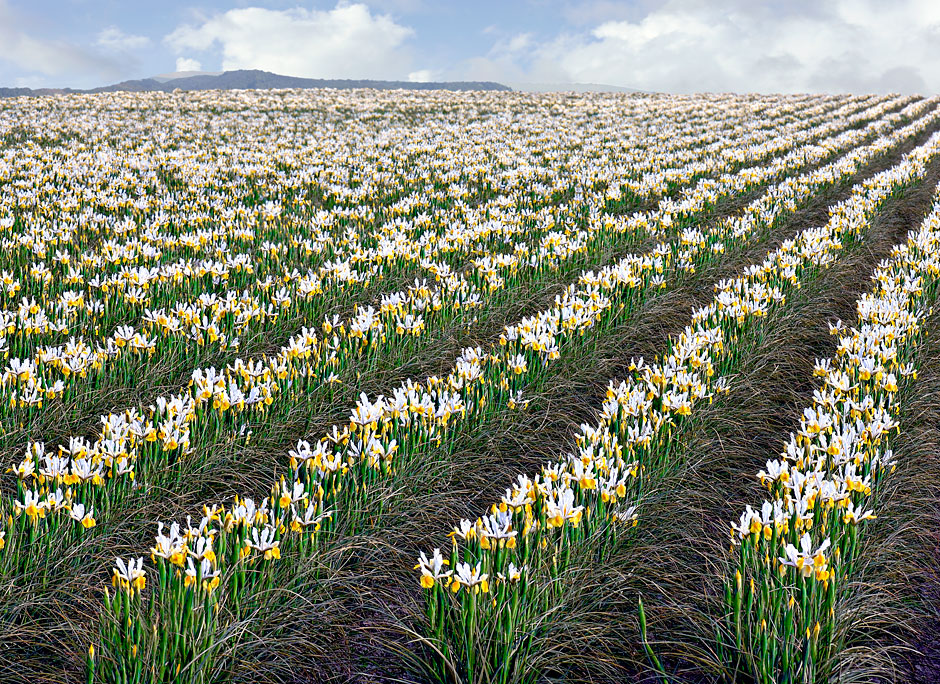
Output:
[
  {"left": 0, "top": 69, "right": 512, "bottom": 98},
  {"left": 0, "top": 86, "right": 71, "bottom": 98}
]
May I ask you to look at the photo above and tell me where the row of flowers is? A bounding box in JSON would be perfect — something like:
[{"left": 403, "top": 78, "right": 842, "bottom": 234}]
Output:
[{"left": 720, "top": 184, "right": 940, "bottom": 681}]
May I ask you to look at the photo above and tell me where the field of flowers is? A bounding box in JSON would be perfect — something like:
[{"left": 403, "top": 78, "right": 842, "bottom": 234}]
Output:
[{"left": 1, "top": 89, "right": 940, "bottom": 684}]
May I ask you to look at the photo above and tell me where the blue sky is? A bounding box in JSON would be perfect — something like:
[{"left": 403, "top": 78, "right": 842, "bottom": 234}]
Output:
[{"left": 2, "top": 0, "right": 939, "bottom": 93}]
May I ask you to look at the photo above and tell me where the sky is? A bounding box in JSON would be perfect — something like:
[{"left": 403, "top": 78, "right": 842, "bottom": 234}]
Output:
[{"left": 1, "top": 0, "right": 939, "bottom": 93}]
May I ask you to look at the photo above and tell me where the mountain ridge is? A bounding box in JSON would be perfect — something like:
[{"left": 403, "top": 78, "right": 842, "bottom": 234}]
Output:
[{"left": 0, "top": 69, "right": 512, "bottom": 98}]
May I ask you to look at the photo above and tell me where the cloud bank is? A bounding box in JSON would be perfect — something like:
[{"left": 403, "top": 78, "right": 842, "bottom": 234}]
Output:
[
  {"left": 165, "top": 3, "right": 414, "bottom": 80},
  {"left": 469, "top": 0, "right": 940, "bottom": 93}
]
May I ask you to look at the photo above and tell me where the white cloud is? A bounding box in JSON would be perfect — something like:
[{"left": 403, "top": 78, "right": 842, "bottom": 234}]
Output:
[
  {"left": 464, "top": 0, "right": 940, "bottom": 93},
  {"left": 175, "top": 57, "right": 203, "bottom": 72},
  {"left": 96, "top": 26, "right": 151, "bottom": 52},
  {"left": 165, "top": 2, "right": 414, "bottom": 80}
]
